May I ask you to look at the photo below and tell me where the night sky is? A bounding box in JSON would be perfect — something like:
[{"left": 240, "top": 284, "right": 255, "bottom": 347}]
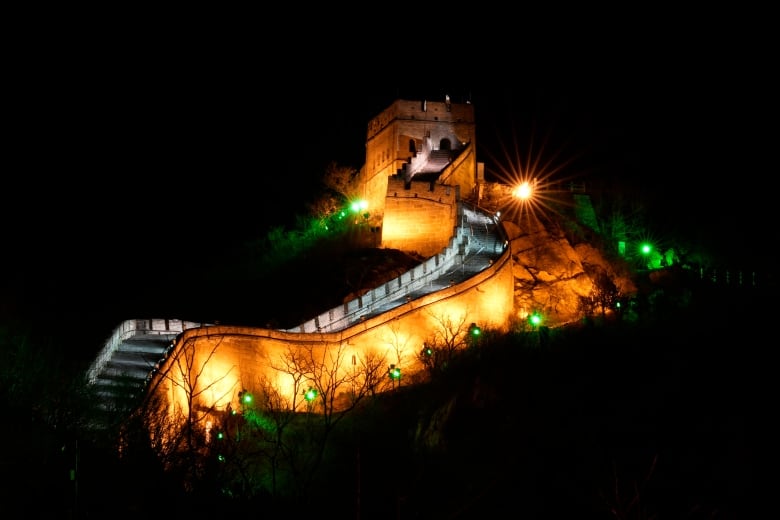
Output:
[{"left": 4, "top": 14, "right": 774, "bottom": 320}]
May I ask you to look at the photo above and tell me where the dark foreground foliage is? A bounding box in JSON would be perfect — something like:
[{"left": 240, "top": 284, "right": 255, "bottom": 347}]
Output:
[{"left": 1, "top": 276, "right": 768, "bottom": 519}]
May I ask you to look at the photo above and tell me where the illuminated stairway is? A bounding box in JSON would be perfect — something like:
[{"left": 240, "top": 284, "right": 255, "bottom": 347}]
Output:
[
  {"left": 418, "top": 149, "right": 451, "bottom": 174},
  {"left": 87, "top": 321, "right": 192, "bottom": 417},
  {"left": 91, "top": 337, "right": 171, "bottom": 413}
]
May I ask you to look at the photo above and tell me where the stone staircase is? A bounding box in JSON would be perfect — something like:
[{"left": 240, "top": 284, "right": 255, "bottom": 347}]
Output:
[
  {"left": 398, "top": 149, "right": 453, "bottom": 181},
  {"left": 87, "top": 319, "right": 202, "bottom": 417},
  {"left": 92, "top": 338, "right": 170, "bottom": 398},
  {"left": 417, "top": 149, "right": 451, "bottom": 174}
]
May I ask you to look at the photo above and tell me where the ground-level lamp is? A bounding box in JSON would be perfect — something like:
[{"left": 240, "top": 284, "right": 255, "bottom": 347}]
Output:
[
  {"left": 388, "top": 364, "right": 401, "bottom": 389},
  {"left": 304, "top": 387, "right": 318, "bottom": 403},
  {"left": 350, "top": 199, "right": 370, "bottom": 222},
  {"left": 468, "top": 323, "right": 482, "bottom": 346},
  {"left": 529, "top": 312, "right": 543, "bottom": 329},
  {"left": 238, "top": 389, "right": 253, "bottom": 413}
]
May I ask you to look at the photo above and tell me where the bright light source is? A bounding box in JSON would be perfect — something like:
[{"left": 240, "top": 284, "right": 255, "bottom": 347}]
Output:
[
  {"left": 469, "top": 323, "right": 481, "bottom": 337},
  {"left": 512, "top": 181, "right": 534, "bottom": 200},
  {"left": 388, "top": 364, "right": 401, "bottom": 380},
  {"left": 239, "top": 390, "right": 253, "bottom": 406},
  {"left": 529, "top": 313, "right": 543, "bottom": 327},
  {"left": 351, "top": 199, "right": 368, "bottom": 212}
]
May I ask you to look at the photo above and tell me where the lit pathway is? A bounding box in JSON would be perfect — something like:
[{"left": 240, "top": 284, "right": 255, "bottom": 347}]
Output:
[{"left": 347, "top": 203, "right": 505, "bottom": 325}]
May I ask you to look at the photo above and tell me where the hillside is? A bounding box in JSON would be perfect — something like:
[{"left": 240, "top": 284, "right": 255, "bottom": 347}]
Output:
[
  {"left": 1, "top": 207, "right": 767, "bottom": 518},
  {"left": 171, "top": 245, "right": 427, "bottom": 329},
  {"left": 63, "top": 283, "right": 765, "bottom": 519}
]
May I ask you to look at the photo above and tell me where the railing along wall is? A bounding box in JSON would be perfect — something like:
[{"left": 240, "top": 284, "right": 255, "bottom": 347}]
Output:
[
  {"left": 287, "top": 202, "right": 501, "bottom": 334},
  {"left": 87, "top": 318, "right": 207, "bottom": 384},
  {"left": 697, "top": 267, "right": 765, "bottom": 288},
  {"left": 288, "top": 224, "right": 468, "bottom": 333}
]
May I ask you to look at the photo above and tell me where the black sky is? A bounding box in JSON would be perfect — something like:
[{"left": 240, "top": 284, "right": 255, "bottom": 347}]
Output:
[{"left": 4, "top": 13, "right": 775, "bottom": 319}]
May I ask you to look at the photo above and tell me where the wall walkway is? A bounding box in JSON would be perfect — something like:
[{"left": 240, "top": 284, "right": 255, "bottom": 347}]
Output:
[{"left": 86, "top": 202, "right": 511, "bottom": 415}]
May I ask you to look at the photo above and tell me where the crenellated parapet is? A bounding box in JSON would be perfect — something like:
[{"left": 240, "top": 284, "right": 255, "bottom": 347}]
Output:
[{"left": 361, "top": 97, "right": 480, "bottom": 238}]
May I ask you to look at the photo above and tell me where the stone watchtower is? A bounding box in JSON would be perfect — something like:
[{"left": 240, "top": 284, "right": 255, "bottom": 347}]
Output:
[{"left": 358, "top": 97, "right": 483, "bottom": 257}]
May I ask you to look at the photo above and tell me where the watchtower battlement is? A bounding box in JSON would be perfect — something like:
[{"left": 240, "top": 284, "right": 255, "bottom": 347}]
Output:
[{"left": 359, "top": 97, "right": 482, "bottom": 253}]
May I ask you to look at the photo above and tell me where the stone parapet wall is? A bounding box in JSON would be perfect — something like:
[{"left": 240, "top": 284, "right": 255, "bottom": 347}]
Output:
[
  {"left": 149, "top": 243, "right": 514, "bottom": 417},
  {"left": 366, "top": 99, "right": 474, "bottom": 141},
  {"left": 436, "top": 141, "right": 478, "bottom": 198},
  {"left": 381, "top": 178, "right": 459, "bottom": 257},
  {"left": 290, "top": 227, "right": 467, "bottom": 333}
]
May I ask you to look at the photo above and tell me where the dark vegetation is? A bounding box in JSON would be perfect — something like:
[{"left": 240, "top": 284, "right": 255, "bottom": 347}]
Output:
[
  {"left": 0, "top": 166, "right": 769, "bottom": 519},
  {"left": 1, "top": 235, "right": 767, "bottom": 519}
]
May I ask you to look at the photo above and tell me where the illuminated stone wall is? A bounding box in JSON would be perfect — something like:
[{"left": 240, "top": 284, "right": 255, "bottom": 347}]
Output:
[
  {"left": 437, "top": 141, "right": 481, "bottom": 200},
  {"left": 381, "top": 178, "right": 459, "bottom": 258},
  {"left": 149, "top": 247, "right": 514, "bottom": 419}
]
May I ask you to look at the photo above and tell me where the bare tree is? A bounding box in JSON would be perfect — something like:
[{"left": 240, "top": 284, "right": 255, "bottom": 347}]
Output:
[
  {"left": 380, "top": 320, "right": 420, "bottom": 387},
  {"left": 267, "top": 341, "right": 383, "bottom": 497},
  {"left": 133, "top": 337, "right": 394, "bottom": 502},
  {"left": 205, "top": 375, "right": 297, "bottom": 499},
  {"left": 290, "top": 342, "right": 367, "bottom": 427},
  {"left": 382, "top": 320, "right": 412, "bottom": 368},
  {"left": 417, "top": 310, "right": 473, "bottom": 375},
  {"left": 349, "top": 351, "right": 389, "bottom": 396},
  {"left": 141, "top": 335, "right": 236, "bottom": 488}
]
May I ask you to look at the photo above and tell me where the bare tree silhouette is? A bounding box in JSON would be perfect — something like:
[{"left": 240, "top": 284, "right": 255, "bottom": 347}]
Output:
[
  {"left": 417, "top": 310, "right": 473, "bottom": 376},
  {"left": 140, "top": 335, "right": 235, "bottom": 489}
]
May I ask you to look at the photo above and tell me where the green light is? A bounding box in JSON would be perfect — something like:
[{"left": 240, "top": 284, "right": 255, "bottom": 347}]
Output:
[
  {"left": 423, "top": 345, "right": 433, "bottom": 356},
  {"left": 350, "top": 199, "right": 368, "bottom": 212},
  {"left": 468, "top": 323, "right": 481, "bottom": 338},
  {"left": 217, "top": 431, "right": 224, "bottom": 440},
  {"left": 640, "top": 243, "right": 652, "bottom": 255},
  {"left": 388, "top": 365, "right": 401, "bottom": 380},
  {"left": 529, "top": 313, "right": 542, "bottom": 326},
  {"left": 238, "top": 390, "right": 254, "bottom": 410},
  {"left": 304, "top": 388, "right": 318, "bottom": 402}
]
